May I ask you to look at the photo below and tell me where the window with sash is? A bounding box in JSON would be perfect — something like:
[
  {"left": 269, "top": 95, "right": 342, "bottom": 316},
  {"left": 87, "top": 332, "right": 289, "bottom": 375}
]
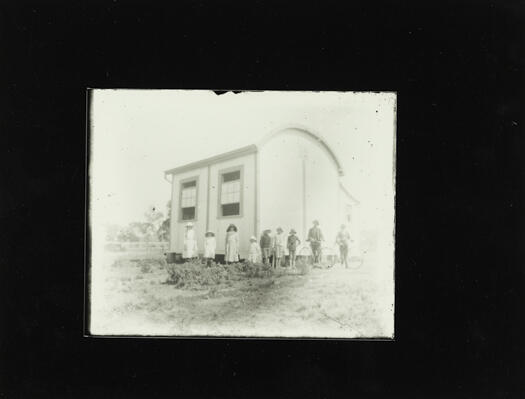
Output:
[
  {"left": 180, "top": 180, "right": 197, "bottom": 220},
  {"left": 220, "top": 170, "right": 241, "bottom": 217}
]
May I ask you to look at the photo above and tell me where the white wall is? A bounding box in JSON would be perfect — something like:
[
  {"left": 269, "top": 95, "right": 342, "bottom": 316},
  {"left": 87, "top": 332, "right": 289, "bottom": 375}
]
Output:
[
  {"left": 169, "top": 166, "right": 208, "bottom": 254},
  {"left": 258, "top": 132, "right": 304, "bottom": 240},
  {"left": 208, "top": 153, "right": 256, "bottom": 259},
  {"left": 258, "top": 128, "right": 341, "bottom": 251},
  {"left": 169, "top": 153, "right": 256, "bottom": 259},
  {"left": 170, "top": 128, "right": 353, "bottom": 258}
]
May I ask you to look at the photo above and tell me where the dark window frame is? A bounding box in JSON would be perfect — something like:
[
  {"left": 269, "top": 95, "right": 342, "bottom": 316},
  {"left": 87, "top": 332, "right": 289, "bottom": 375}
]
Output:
[
  {"left": 178, "top": 175, "right": 199, "bottom": 222},
  {"left": 217, "top": 165, "right": 244, "bottom": 219}
]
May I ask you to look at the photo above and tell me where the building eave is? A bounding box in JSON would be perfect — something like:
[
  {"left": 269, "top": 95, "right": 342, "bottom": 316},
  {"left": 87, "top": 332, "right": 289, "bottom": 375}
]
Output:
[{"left": 164, "top": 144, "right": 258, "bottom": 176}]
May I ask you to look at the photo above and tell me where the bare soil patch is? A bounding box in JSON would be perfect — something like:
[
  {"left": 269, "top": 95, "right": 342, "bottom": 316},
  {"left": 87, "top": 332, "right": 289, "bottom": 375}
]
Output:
[{"left": 90, "top": 253, "right": 392, "bottom": 338}]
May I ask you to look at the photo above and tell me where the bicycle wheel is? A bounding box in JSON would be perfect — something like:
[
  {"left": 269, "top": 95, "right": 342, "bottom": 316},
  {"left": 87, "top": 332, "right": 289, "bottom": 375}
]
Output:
[
  {"left": 297, "top": 246, "right": 312, "bottom": 262},
  {"left": 333, "top": 242, "right": 363, "bottom": 270},
  {"left": 294, "top": 246, "right": 312, "bottom": 274},
  {"left": 321, "top": 246, "right": 337, "bottom": 268}
]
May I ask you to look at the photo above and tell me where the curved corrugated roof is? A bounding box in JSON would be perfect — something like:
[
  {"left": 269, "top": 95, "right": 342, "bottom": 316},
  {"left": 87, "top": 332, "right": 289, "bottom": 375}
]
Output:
[
  {"left": 165, "top": 125, "right": 345, "bottom": 177},
  {"left": 256, "top": 124, "right": 345, "bottom": 177}
]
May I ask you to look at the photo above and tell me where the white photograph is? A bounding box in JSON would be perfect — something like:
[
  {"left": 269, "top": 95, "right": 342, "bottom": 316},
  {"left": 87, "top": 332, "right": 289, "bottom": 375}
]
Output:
[{"left": 88, "top": 90, "right": 396, "bottom": 338}]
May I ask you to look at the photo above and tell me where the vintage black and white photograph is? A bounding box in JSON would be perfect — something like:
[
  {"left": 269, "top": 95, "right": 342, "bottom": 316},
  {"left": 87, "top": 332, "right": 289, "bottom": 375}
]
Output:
[{"left": 88, "top": 90, "right": 396, "bottom": 338}]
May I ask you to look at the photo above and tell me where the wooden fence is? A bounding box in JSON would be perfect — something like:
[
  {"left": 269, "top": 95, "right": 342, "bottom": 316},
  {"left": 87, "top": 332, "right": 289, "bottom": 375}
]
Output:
[{"left": 104, "top": 241, "right": 169, "bottom": 253}]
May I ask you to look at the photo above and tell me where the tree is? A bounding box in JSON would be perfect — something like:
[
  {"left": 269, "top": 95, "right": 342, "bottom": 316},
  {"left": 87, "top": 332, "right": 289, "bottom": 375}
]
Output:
[
  {"left": 157, "top": 200, "right": 171, "bottom": 242},
  {"left": 140, "top": 205, "right": 164, "bottom": 242},
  {"left": 157, "top": 218, "right": 170, "bottom": 242},
  {"left": 116, "top": 225, "right": 140, "bottom": 242},
  {"left": 144, "top": 205, "right": 164, "bottom": 226},
  {"left": 104, "top": 205, "right": 169, "bottom": 244},
  {"left": 128, "top": 221, "right": 148, "bottom": 241}
]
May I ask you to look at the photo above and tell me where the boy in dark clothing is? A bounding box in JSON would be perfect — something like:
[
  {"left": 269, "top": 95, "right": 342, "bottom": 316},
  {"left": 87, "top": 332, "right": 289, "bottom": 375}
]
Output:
[
  {"left": 287, "top": 229, "right": 301, "bottom": 268},
  {"left": 260, "top": 229, "right": 272, "bottom": 265},
  {"left": 307, "top": 220, "right": 324, "bottom": 264}
]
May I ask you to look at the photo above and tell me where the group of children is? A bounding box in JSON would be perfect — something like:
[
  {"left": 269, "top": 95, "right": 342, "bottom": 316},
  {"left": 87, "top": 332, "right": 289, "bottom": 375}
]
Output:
[
  {"left": 185, "top": 223, "right": 302, "bottom": 268},
  {"left": 250, "top": 227, "right": 301, "bottom": 268},
  {"left": 184, "top": 220, "right": 352, "bottom": 268},
  {"left": 202, "top": 223, "right": 240, "bottom": 266}
]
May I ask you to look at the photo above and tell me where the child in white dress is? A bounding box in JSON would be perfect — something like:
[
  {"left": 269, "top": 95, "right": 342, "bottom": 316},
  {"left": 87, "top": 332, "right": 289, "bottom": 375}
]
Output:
[
  {"left": 183, "top": 222, "right": 198, "bottom": 261},
  {"left": 204, "top": 231, "right": 216, "bottom": 267},
  {"left": 247, "top": 236, "right": 261, "bottom": 264},
  {"left": 225, "top": 224, "right": 240, "bottom": 264}
]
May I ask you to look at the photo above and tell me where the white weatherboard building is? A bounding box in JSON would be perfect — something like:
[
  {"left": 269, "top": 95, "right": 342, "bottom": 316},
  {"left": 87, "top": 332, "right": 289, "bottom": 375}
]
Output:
[{"left": 164, "top": 126, "right": 359, "bottom": 260}]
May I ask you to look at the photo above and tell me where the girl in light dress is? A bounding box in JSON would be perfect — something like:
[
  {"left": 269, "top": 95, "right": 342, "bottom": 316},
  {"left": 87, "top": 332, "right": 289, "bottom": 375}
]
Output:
[
  {"left": 183, "top": 222, "right": 198, "bottom": 261},
  {"left": 225, "top": 224, "right": 240, "bottom": 264},
  {"left": 204, "top": 231, "right": 216, "bottom": 267},
  {"left": 247, "top": 236, "right": 261, "bottom": 264}
]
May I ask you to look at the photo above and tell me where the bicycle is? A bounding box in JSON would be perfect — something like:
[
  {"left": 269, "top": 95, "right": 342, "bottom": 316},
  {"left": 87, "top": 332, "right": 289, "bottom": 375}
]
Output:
[
  {"left": 318, "top": 240, "right": 364, "bottom": 270},
  {"left": 296, "top": 245, "right": 312, "bottom": 263},
  {"left": 296, "top": 243, "right": 364, "bottom": 271},
  {"left": 320, "top": 245, "right": 338, "bottom": 268},
  {"left": 293, "top": 245, "right": 313, "bottom": 274},
  {"left": 297, "top": 243, "right": 334, "bottom": 269}
]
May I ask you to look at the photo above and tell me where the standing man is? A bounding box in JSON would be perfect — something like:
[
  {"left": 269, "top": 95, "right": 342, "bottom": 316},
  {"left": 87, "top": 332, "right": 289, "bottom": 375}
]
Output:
[
  {"left": 336, "top": 224, "right": 351, "bottom": 268},
  {"left": 307, "top": 220, "right": 324, "bottom": 265}
]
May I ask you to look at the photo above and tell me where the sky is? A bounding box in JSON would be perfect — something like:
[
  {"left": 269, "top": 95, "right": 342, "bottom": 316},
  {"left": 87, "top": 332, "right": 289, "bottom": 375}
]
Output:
[{"left": 90, "top": 90, "right": 396, "bottom": 234}]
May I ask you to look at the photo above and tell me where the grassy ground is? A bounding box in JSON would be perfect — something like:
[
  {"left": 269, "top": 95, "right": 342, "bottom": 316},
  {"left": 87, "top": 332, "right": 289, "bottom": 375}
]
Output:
[{"left": 90, "top": 252, "right": 394, "bottom": 338}]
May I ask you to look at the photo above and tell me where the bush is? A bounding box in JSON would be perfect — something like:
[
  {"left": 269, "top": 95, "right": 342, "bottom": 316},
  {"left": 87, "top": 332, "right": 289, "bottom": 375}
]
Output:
[
  {"left": 166, "top": 262, "right": 231, "bottom": 288},
  {"left": 140, "top": 264, "right": 151, "bottom": 273},
  {"left": 242, "top": 262, "right": 274, "bottom": 278},
  {"left": 165, "top": 261, "right": 275, "bottom": 289}
]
